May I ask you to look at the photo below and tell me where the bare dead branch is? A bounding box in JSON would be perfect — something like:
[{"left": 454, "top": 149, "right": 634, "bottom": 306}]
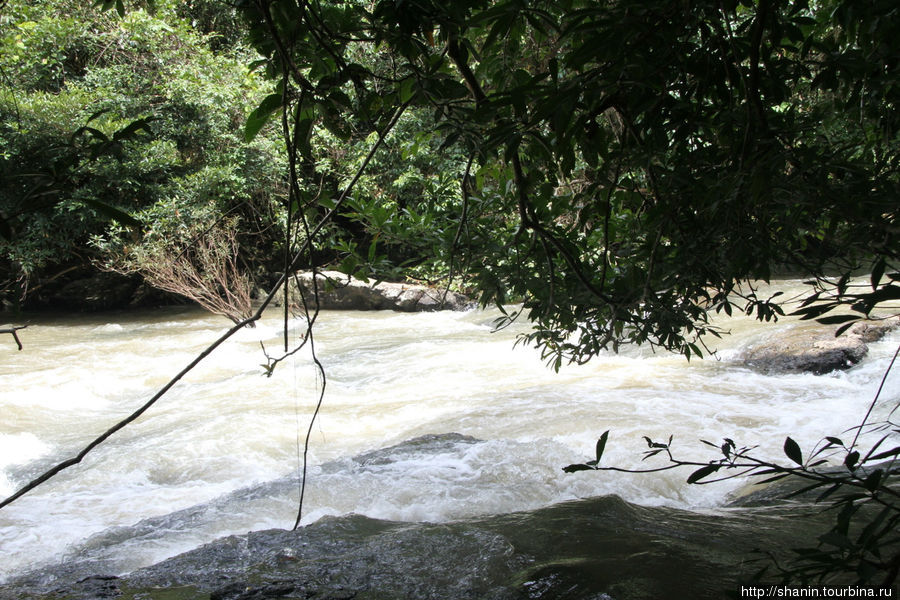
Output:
[
  {"left": 0, "top": 100, "right": 411, "bottom": 512},
  {"left": 1, "top": 325, "right": 26, "bottom": 350},
  {"left": 104, "top": 220, "right": 253, "bottom": 325}
]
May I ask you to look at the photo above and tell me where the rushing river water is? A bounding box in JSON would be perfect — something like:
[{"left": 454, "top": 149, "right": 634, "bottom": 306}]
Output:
[{"left": 1, "top": 284, "right": 898, "bottom": 587}]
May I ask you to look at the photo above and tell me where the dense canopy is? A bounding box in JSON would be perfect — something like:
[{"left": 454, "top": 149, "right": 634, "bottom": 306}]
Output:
[
  {"left": 237, "top": 0, "right": 899, "bottom": 364},
  {"left": 1, "top": 0, "right": 898, "bottom": 362}
]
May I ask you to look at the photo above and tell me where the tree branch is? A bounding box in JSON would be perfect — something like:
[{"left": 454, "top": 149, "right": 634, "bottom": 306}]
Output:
[
  {"left": 0, "top": 99, "right": 411, "bottom": 512},
  {"left": 0, "top": 325, "right": 26, "bottom": 351}
]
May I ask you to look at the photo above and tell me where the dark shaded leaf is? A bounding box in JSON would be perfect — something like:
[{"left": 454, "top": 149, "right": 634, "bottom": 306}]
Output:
[
  {"left": 819, "top": 531, "right": 854, "bottom": 549},
  {"left": 786, "top": 479, "right": 830, "bottom": 498},
  {"left": 642, "top": 449, "right": 664, "bottom": 460},
  {"left": 863, "top": 469, "right": 883, "bottom": 492},
  {"left": 562, "top": 463, "right": 596, "bottom": 473},
  {"left": 871, "top": 258, "right": 886, "bottom": 290},
  {"left": 816, "top": 314, "right": 858, "bottom": 325},
  {"left": 835, "top": 322, "right": 856, "bottom": 337},
  {"left": 868, "top": 446, "right": 900, "bottom": 461},
  {"left": 112, "top": 117, "right": 155, "bottom": 141},
  {"left": 595, "top": 430, "right": 609, "bottom": 464},
  {"left": 755, "top": 472, "right": 791, "bottom": 485},
  {"left": 816, "top": 482, "right": 844, "bottom": 503},
  {"left": 784, "top": 437, "right": 803, "bottom": 465},
  {"left": 80, "top": 199, "right": 141, "bottom": 227},
  {"left": 687, "top": 463, "right": 721, "bottom": 484},
  {"left": 244, "top": 93, "right": 284, "bottom": 142}
]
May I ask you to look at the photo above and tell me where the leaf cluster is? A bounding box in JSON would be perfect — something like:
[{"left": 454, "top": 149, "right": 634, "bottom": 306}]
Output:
[
  {"left": 239, "top": 0, "right": 898, "bottom": 364},
  {"left": 564, "top": 414, "right": 900, "bottom": 585},
  {"left": 0, "top": 0, "right": 286, "bottom": 303}
]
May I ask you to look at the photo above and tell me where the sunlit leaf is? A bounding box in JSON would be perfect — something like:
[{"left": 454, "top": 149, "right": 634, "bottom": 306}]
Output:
[{"left": 244, "top": 93, "right": 284, "bottom": 142}]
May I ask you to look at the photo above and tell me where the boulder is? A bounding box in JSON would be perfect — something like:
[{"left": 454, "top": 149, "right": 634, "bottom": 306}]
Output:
[
  {"left": 48, "top": 272, "right": 142, "bottom": 311},
  {"left": 268, "top": 270, "right": 472, "bottom": 312},
  {"left": 741, "top": 316, "right": 899, "bottom": 375}
]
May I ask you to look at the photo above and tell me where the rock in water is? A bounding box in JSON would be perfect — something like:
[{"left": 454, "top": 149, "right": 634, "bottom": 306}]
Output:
[
  {"left": 1, "top": 496, "right": 831, "bottom": 600},
  {"left": 269, "top": 270, "right": 472, "bottom": 312},
  {"left": 741, "top": 317, "right": 899, "bottom": 374}
]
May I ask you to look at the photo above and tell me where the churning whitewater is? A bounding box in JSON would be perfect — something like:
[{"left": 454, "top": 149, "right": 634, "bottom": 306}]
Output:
[{"left": 1, "top": 287, "right": 898, "bottom": 582}]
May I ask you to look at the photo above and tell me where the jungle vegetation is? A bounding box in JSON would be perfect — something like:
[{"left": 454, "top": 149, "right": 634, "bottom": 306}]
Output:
[
  {"left": 1, "top": 0, "right": 899, "bottom": 587},
  {"left": 1, "top": 0, "right": 897, "bottom": 355}
]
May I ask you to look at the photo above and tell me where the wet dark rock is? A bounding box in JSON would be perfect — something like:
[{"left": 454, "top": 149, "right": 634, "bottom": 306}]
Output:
[
  {"left": 0, "top": 434, "right": 872, "bottom": 600},
  {"left": 2, "top": 495, "right": 833, "bottom": 600},
  {"left": 58, "top": 575, "right": 122, "bottom": 599},
  {"left": 349, "top": 433, "right": 480, "bottom": 468},
  {"left": 740, "top": 317, "right": 899, "bottom": 374},
  {"left": 49, "top": 272, "right": 142, "bottom": 311},
  {"left": 209, "top": 580, "right": 305, "bottom": 600},
  {"left": 268, "top": 270, "right": 473, "bottom": 312},
  {"left": 6, "top": 269, "right": 182, "bottom": 314}
]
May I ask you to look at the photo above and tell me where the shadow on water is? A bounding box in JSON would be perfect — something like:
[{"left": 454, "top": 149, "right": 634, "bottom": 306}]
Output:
[{"left": 0, "top": 434, "right": 832, "bottom": 600}]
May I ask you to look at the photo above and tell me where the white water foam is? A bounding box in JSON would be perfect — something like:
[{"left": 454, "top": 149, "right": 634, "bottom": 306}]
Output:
[{"left": 0, "top": 300, "right": 897, "bottom": 581}]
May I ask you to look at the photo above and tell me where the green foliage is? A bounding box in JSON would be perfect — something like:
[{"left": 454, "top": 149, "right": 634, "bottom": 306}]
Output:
[
  {"left": 237, "top": 0, "right": 897, "bottom": 363},
  {"left": 0, "top": 0, "right": 286, "bottom": 302},
  {"left": 237, "top": 3, "right": 899, "bottom": 586},
  {"left": 564, "top": 344, "right": 900, "bottom": 587}
]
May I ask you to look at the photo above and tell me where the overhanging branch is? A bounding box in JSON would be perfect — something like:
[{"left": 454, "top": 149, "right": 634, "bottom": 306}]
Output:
[{"left": 0, "top": 100, "right": 411, "bottom": 512}]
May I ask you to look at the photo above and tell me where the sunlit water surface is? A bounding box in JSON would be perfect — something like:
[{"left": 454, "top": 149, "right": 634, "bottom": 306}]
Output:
[{"left": 1, "top": 284, "right": 898, "bottom": 580}]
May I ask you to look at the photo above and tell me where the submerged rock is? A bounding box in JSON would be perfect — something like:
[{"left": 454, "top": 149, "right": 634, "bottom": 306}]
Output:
[
  {"left": 740, "top": 316, "right": 899, "bottom": 374},
  {"left": 266, "top": 270, "right": 472, "bottom": 312},
  {"left": 1, "top": 495, "right": 830, "bottom": 600}
]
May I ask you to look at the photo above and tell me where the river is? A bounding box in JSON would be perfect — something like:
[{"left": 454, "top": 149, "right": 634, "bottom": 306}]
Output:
[{"left": 0, "top": 284, "right": 898, "bottom": 591}]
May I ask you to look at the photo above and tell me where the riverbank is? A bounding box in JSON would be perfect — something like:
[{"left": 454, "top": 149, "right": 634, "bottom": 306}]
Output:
[{"left": 2, "top": 269, "right": 473, "bottom": 316}]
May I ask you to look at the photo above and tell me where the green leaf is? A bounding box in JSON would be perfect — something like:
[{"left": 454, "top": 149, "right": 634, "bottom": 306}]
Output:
[
  {"left": 399, "top": 77, "right": 417, "bottom": 103},
  {"left": 784, "top": 437, "right": 803, "bottom": 465},
  {"left": 244, "top": 93, "right": 284, "bottom": 142},
  {"left": 687, "top": 463, "right": 720, "bottom": 484}
]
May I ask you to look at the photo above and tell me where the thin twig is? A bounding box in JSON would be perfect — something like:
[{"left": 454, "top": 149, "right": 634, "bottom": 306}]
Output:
[
  {"left": 0, "top": 100, "right": 411, "bottom": 513},
  {"left": 854, "top": 342, "right": 900, "bottom": 450}
]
